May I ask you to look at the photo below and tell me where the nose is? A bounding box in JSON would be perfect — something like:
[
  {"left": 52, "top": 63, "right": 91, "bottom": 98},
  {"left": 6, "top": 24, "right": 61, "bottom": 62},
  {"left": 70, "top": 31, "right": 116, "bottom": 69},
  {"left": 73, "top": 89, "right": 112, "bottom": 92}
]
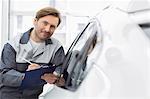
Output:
[{"left": 45, "top": 25, "right": 50, "bottom": 32}]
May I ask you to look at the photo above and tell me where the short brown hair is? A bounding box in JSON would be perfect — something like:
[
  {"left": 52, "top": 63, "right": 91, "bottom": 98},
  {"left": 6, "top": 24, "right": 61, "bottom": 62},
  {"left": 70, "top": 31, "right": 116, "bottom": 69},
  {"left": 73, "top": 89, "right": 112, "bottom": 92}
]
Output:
[{"left": 35, "top": 7, "right": 61, "bottom": 26}]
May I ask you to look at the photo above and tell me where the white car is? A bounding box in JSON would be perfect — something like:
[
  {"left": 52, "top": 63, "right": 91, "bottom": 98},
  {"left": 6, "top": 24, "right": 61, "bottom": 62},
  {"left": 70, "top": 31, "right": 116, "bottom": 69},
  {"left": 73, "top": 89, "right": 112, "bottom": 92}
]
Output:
[{"left": 40, "top": 0, "right": 150, "bottom": 99}]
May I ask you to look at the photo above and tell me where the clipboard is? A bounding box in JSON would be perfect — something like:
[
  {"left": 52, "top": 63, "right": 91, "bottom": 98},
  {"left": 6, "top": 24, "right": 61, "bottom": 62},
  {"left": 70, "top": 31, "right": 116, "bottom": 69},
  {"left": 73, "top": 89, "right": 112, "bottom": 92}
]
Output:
[{"left": 20, "top": 65, "right": 57, "bottom": 89}]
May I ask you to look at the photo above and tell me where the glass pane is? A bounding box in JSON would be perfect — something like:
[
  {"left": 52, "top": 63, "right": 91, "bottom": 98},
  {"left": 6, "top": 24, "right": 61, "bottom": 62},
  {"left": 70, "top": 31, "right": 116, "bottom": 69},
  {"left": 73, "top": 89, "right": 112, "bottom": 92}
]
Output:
[
  {"left": 139, "top": 23, "right": 150, "bottom": 39},
  {"left": 11, "top": 0, "right": 50, "bottom": 12},
  {"left": 61, "top": 21, "right": 99, "bottom": 91}
]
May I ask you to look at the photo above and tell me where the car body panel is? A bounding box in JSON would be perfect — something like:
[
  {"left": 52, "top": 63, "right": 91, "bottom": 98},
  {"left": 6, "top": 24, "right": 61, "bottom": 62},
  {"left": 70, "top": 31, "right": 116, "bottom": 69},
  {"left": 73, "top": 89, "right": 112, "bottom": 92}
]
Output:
[{"left": 40, "top": 0, "right": 150, "bottom": 99}]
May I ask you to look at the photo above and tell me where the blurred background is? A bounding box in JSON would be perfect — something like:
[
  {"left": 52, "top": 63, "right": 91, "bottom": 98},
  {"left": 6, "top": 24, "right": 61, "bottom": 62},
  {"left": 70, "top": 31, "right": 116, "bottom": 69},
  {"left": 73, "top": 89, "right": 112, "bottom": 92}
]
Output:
[{"left": 0, "top": 0, "right": 110, "bottom": 53}]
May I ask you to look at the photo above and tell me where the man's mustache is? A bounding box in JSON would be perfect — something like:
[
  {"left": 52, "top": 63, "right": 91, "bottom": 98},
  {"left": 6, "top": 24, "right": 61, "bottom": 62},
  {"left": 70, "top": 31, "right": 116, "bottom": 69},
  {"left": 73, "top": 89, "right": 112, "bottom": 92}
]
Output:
[{"left": 41, "top": 31, "right": 51, "bottom": 34}]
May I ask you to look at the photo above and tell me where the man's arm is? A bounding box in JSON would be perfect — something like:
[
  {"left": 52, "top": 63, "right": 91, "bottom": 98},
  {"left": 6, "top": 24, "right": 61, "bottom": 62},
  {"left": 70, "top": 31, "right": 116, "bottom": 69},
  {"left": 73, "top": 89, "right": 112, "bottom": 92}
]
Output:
[
  {"left": 51, "top": 46, "right": 65, "bottom": 66},
  {"left": 0, "top": 43, "right": 25, "bottom": 87},
  {"left": 41, "top": 46, "right": 67, "bottom": 86}
]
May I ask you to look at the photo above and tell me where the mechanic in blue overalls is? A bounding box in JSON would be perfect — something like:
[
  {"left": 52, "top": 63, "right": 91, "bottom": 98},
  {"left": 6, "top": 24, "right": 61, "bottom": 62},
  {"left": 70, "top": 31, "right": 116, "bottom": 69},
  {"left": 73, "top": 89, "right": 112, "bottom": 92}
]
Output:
[{"left": 0, "top": 7, "right": 66, "bottom": 99}]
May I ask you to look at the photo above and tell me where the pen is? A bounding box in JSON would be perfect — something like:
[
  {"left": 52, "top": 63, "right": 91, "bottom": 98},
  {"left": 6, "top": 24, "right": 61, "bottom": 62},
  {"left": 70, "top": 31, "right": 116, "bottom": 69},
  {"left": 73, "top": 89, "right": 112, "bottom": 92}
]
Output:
[
  {"left": 22, "top": 58, "right": 50, "bottom": 68},
  {"left": 22, "top": 58, "right": 32, "bottom": 65}
]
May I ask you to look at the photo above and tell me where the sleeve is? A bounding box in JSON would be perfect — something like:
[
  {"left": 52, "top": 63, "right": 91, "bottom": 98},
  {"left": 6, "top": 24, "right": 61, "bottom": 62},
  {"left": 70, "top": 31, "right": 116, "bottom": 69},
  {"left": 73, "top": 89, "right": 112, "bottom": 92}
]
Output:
[
  {"left": 0, "top": 43, "right": 25, "bottom": 87},
  {"left": 50, "top": 46, "right": 68, "bottom": 80},
  {"left": 51, "top": 46, "right": 65, "bottom": 66}
]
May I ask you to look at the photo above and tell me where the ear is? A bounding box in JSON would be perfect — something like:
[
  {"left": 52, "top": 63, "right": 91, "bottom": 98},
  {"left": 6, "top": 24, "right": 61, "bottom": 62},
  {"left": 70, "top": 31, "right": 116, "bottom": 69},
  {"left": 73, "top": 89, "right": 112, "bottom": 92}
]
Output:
[{"left": 33, "top": 18, "right": 37, "bottom": 26}]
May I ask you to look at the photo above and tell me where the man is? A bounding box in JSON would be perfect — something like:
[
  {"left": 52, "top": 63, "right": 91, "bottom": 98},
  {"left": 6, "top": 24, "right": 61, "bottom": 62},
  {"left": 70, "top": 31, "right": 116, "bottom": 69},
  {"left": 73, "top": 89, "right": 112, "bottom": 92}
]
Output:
[{"left": 0, "top": 7, "right": 65, "bottom": 99}]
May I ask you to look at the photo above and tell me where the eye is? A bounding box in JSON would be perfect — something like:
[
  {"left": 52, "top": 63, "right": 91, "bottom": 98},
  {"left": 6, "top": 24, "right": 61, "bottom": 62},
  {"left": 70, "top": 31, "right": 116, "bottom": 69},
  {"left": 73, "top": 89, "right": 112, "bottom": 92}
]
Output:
[
  {"left": 50, "top": 25, "right": 56, "bottom": 30},
  {"left": 42, "top": 21, "right": 49, "bottom": 26}
]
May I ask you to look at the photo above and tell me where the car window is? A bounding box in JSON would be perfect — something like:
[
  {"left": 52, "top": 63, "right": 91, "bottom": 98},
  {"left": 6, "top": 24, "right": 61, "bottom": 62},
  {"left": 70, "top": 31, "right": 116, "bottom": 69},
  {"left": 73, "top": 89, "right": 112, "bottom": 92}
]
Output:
[
  {"left": 139, "top": 23, "right": 150, "bottom": 39},
  {"left": 60, "top": 19, "right": 99, "bottom": 91}
]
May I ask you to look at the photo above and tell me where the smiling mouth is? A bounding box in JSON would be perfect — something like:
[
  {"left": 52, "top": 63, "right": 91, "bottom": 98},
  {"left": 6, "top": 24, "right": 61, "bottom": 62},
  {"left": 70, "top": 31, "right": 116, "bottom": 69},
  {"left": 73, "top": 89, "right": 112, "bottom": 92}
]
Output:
[
  {"left": 41, "top": 32, "right": 50, "bottom": 35},
  {"left": 41, "top": 32, "right": 53, "bottom": 38}
]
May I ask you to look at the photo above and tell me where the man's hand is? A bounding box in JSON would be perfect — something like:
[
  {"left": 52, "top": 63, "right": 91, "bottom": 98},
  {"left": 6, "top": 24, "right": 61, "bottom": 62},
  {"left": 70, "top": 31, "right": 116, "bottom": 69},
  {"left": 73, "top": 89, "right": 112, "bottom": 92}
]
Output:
[
  {"left": 41, "top": 73, "right": 57, "bottom": 84},
  {"left": 26, "top": 63, "right": 40, "bottom": 71},
  {"left": 41, "top": 73, "right": 65, "bottom": 86},
  {"left": 55, "top": 77, "right": 65, "bottom": 87}
]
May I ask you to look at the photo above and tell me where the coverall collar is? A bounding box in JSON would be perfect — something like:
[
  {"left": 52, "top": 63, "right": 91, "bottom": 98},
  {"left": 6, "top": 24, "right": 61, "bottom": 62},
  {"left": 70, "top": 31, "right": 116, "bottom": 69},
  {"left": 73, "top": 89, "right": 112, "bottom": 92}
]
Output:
[{"left": 19, "top": 28, "right": 53, "bottom": 45}]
